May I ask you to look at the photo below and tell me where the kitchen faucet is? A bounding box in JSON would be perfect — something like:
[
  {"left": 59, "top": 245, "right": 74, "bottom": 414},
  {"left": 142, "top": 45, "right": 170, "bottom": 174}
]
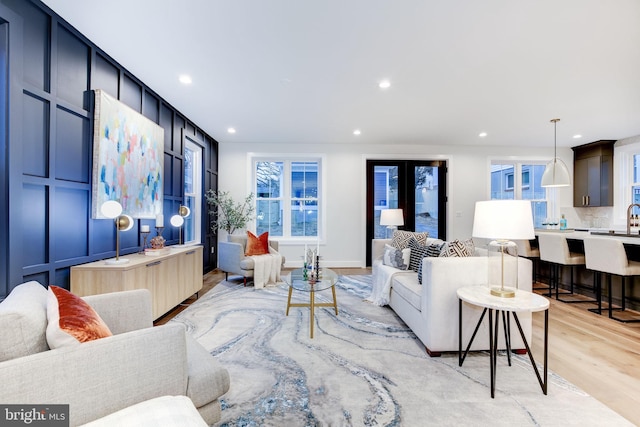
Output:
[{"left": 627, "top": 204, "right": 640, "bottom": 235}]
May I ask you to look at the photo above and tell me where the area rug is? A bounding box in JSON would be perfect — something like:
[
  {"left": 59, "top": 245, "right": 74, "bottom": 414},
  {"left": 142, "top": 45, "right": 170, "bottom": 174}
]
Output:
[{"left": 170, "top": 275, "right": 632, "bottom": 426}]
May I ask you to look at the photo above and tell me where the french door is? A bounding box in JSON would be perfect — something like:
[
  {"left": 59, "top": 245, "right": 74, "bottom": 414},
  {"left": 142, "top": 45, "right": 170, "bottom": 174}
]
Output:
[{"left": 366, "top": 160, "right": 447, "bottom": 265}]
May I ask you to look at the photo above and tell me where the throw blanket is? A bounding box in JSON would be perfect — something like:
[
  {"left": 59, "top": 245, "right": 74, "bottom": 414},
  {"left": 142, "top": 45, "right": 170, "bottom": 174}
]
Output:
[
  {"left": 366, "top": 261, "right": 413, "bottom": 306},
  {"left": 250, "top": 248, "right": 282, "bottom": 289}
]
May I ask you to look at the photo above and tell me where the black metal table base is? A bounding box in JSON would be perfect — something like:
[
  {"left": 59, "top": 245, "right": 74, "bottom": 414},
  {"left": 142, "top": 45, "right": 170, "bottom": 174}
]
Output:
[{"left": 458, "top": 299, "right": 549, "bottom": 398}]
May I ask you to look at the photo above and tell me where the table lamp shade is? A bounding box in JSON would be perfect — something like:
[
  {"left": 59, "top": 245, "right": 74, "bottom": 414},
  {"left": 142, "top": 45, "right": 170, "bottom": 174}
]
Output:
[
  {"left": 380, "top": 209, "right": 404, "bottom": 227},
  {"left": 472, "top": 200, "right": 535, "bottom": 298},
  {"left": 472, "top": 200, "right": 535, "bottom": 241}
]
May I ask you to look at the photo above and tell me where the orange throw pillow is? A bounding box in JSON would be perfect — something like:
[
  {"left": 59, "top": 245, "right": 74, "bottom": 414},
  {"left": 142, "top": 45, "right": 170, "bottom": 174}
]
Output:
[
  {"left": 46, "top": 286, "right": 113, "bottom": 349},
  {"left": 245, "top": 231, "right": 270, "bottom": 256}
]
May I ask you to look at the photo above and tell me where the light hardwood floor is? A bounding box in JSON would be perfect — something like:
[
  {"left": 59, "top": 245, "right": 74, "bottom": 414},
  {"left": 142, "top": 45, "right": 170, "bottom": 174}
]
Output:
[{"left": 157, "top": 268, "right": 640, "bottom": 425}]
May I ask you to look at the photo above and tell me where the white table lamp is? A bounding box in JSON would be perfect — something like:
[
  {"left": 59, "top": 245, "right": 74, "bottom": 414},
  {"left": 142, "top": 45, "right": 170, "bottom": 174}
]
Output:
[
  {"left": 472, "top": 200, "right": 535, "bottom": 297},
  {"left": 380, "top": 209, "right": 404, "bottom": 238}
]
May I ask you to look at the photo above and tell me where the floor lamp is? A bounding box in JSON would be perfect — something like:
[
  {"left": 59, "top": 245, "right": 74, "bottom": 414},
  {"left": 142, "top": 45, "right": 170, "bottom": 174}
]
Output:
[
  {"left": 472, "top": 200, "right": 535, "bottom": 297},
  {"left": 380, "top": 208, "right": 404, "bottom": 238}
]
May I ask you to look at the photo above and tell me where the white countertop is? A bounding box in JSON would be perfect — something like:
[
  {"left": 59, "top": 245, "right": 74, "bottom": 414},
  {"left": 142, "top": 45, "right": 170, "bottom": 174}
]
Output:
[{"left": 535, "top": 229, "right": 640, "bottom": 245}]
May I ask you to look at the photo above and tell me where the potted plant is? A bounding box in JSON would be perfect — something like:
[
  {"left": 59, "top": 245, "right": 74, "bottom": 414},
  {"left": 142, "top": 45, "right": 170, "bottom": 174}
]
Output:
[{"left": 205, "top": 190, "right": 255, "bottom": 235}]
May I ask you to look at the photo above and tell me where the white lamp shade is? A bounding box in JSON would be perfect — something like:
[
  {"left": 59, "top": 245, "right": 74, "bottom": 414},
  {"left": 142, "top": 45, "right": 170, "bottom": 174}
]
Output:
[
  {"left": 541, "top": 158, "right": 571, "bottom": 187},
  {"left": 170, "top": 214, "right": 185, "bottom": 227},
  {"left": 472, "top": 200, "right": 535, "bottom": 240},
  {"left": 101, "top": 200, "right": 123, "bottom": 219},
  {"left": 380, "top": 209, "right": 404, "bottom": 226}
]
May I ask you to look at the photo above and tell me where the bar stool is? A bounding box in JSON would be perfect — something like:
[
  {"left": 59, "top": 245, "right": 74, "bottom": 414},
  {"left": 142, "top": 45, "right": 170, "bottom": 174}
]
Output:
[
  {"left": 515, "top": 239, "right": 542, "bottom": 288},
  {"left": 583, "top": 237, "right": 640, "bottom": 323},
  {"left": 538, "top": 233, "right": 591, "bottom": 302}
]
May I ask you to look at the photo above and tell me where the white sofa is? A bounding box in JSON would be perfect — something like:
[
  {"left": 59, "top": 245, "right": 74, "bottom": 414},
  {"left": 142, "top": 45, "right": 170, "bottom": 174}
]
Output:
[
  {"left": 0, "top": 282, "right": 230, "bottom": 426},
  {"left": 371, "top": 238, "right": 533, "bottom": 357}
]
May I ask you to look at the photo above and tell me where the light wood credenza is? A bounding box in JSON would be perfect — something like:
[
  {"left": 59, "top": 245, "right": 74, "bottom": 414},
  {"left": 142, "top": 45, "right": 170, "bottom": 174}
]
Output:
[{"left": 71, "top": 245, "right": 203, "bottom": 320}]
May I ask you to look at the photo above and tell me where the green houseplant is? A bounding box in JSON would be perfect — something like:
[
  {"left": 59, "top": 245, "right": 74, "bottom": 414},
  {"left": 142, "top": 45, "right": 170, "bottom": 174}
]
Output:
[{"left": 205, "top": 190, "right": 255, "bottom": 235}]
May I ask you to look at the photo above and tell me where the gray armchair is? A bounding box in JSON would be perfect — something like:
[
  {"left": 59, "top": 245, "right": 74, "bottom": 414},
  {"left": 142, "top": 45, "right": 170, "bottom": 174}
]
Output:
[
  {"left": 218, "top": 234, "right": 286, "bottom": 285},
  {"left": 0, "top": 282, "right": 230, "bottom": 426}
]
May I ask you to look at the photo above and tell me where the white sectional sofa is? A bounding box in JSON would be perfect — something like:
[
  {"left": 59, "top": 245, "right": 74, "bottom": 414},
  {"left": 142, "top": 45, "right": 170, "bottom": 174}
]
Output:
[{"left": 371, "top": 238, "right": 533, "bottom": 357}]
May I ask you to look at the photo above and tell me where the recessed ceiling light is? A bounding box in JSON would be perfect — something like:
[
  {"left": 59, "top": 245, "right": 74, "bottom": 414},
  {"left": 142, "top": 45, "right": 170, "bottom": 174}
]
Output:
[
  {"left": 573, "top": 134, "right": 582, "bottom": 139},
  {"left": 178, "top": 74, "right": 192, "bottom": 85},
  {"left": 227, "top": 127, "right": 236, "bottom": 134},
  {"left": 378, "top": 80, "right": 391, "bottom": 89},
  {"left": 479, "top": 132, "right": 488, "bottom": 138},
  {"left": 353, "top": 129, "right": 361, "bottom": 136}
]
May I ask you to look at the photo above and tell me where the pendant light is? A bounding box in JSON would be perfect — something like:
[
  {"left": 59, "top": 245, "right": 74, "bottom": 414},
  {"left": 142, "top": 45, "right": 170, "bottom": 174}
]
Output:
[{"left": 541, "top": 118, "right": 571, "bottom": 187}]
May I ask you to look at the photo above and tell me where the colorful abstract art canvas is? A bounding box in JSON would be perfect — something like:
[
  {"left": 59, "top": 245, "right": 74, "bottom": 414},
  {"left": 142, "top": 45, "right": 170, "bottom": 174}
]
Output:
[{"left": 92, "top": 89, "right": 164, "bottom": 219}]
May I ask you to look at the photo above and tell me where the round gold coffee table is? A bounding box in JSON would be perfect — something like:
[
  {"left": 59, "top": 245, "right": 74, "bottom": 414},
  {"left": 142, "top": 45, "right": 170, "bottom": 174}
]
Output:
[{"left": 284, "top": 268, "right": 339, "bottom": 338}]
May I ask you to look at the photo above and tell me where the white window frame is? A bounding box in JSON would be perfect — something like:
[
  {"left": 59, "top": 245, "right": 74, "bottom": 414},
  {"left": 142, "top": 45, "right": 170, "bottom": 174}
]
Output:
[
  {"left": 250, "top": 154, "right": 325, "bottom": 243},
  {"left": 184, "top": 138, "right": 202, "bottom": 245},
  {"left": 489, "top": 159, "right": 550, "bottom": 220},
  {"left": 614, "top": 140, "right": 640, "bottom": 224}
]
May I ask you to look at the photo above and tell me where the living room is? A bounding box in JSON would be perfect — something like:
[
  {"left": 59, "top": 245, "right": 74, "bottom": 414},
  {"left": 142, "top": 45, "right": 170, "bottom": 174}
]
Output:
[{"left": 1, "top": 0, "right": 640, "bottom": 425}]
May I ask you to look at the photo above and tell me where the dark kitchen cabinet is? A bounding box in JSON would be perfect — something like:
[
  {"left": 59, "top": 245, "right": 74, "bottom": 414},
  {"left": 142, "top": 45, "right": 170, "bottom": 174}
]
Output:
[{"left": 572, "top": 140, "right": 615, "bottom": 207}]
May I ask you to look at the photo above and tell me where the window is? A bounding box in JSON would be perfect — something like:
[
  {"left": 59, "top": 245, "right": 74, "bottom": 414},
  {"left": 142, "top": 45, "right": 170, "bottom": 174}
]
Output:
[
  {"left": 183, "top": 138, "right": 202, "bottom": 244},
  {"left": 254, "top": 158, "right": 322, "bottom": 239},
  {"left": 505, "top": 173, "right": 514, "bottom": 191},
  {"left": 491, "top": 162, "right": 547, "bottom": 228}
]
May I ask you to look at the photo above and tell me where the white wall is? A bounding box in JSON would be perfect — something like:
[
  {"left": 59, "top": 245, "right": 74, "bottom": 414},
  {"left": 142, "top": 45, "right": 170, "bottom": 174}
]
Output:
[{"left": 219, "top": 142, "right": 573, "bottom": 268}]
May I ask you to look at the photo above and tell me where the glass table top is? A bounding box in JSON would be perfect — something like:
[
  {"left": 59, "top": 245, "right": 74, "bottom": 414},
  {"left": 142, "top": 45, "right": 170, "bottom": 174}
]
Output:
[{"left": 284, "top": 268, "right": 338, "bottom": 292}]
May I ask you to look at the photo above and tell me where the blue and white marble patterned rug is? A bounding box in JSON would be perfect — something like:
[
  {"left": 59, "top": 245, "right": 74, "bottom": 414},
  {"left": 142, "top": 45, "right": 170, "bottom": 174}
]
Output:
[{"left": 170, "top": 275, "right": 632, "bottom": 427}]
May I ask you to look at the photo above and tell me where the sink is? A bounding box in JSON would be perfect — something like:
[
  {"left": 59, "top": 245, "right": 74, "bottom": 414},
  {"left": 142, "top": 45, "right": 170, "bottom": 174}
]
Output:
[{"left": 590, "top": 231, "right": 640, "bottom": 238}]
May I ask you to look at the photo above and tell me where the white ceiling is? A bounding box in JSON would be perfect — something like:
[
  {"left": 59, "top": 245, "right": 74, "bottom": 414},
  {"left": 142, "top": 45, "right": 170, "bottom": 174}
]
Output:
[{"left": 41, "top": 0, "right": 640, "bottom": 148}]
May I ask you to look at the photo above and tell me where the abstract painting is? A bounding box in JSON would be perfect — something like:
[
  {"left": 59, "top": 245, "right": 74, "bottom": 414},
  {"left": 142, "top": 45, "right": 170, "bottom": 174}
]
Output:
[{"left": 92, "top": 89, "right": 164, "bottom": 219}]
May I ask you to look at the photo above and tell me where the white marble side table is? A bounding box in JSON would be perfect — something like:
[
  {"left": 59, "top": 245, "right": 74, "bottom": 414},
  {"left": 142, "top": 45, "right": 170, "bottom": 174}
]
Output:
[{"left": 457, "top": 285, "right": 550, "bottom": 398}]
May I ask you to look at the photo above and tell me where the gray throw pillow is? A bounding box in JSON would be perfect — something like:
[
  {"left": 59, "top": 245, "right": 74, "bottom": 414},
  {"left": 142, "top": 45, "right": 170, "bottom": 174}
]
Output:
[{"left": 382, "top": 244, "right": 408, "bottom": 270}]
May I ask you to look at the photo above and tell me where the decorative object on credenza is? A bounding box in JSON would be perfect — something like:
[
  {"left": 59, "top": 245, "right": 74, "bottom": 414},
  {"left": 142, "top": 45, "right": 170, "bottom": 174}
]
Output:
[
  {"left": 91, "top": 89, "right": 164, "bottom": 219},
  {"left": 146, "top": 213, "right": 166, "bottom": 254},
  {"left": 101, "top": 200, "right": 133, "bottom": 265},
  {"left": 541, "top": 118, "right": 571, "bottom": 188},
  {"left": 205, "top": 190, "right": 255, "bottom": 235},
  {"left": 139, "top": 224, "right": 150, "bottom": 253},
  {"left": 380, "top": 208, "right": 404, "bottom": 238},
  {"left": 472, "top": 200, "right": 535, "bottom": 298},
  {"left": 170, "top": 205, "right": 191, "bottom": 245}
]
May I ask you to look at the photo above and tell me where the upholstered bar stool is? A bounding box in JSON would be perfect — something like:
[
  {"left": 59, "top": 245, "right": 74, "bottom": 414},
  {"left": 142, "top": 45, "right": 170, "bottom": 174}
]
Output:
[
  {"left": 538, "top": 233, "right": 590, "bottom": 302},
  {"left": 583, "top": 237, "right": 640, "bottom": 322},
  {"left": 515, "top": 239, "right": 542, "bottom": 288}
]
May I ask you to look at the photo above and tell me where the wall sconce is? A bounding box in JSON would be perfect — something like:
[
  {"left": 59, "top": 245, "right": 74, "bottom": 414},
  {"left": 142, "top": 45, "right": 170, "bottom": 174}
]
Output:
[
  {"left": 170, "top": 205, "right": 191, "bottom": 245},
  {"left": 101, "top": 200, "right": 133, "bottom": 264}
]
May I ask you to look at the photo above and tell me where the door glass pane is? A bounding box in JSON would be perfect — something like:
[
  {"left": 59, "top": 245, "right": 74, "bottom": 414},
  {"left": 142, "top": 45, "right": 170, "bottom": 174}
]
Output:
[
  {"left": 415, "top": 166, "right": 439, "bottom": 238},
  {"left": 374, "top": 166, "right": 398, "bottom": 238}
]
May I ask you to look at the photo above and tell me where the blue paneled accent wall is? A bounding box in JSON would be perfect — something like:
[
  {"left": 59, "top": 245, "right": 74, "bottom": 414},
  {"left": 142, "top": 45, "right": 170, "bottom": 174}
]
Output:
[{"left": 0, "top": 0, "right": 219, "bottom": 299}]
